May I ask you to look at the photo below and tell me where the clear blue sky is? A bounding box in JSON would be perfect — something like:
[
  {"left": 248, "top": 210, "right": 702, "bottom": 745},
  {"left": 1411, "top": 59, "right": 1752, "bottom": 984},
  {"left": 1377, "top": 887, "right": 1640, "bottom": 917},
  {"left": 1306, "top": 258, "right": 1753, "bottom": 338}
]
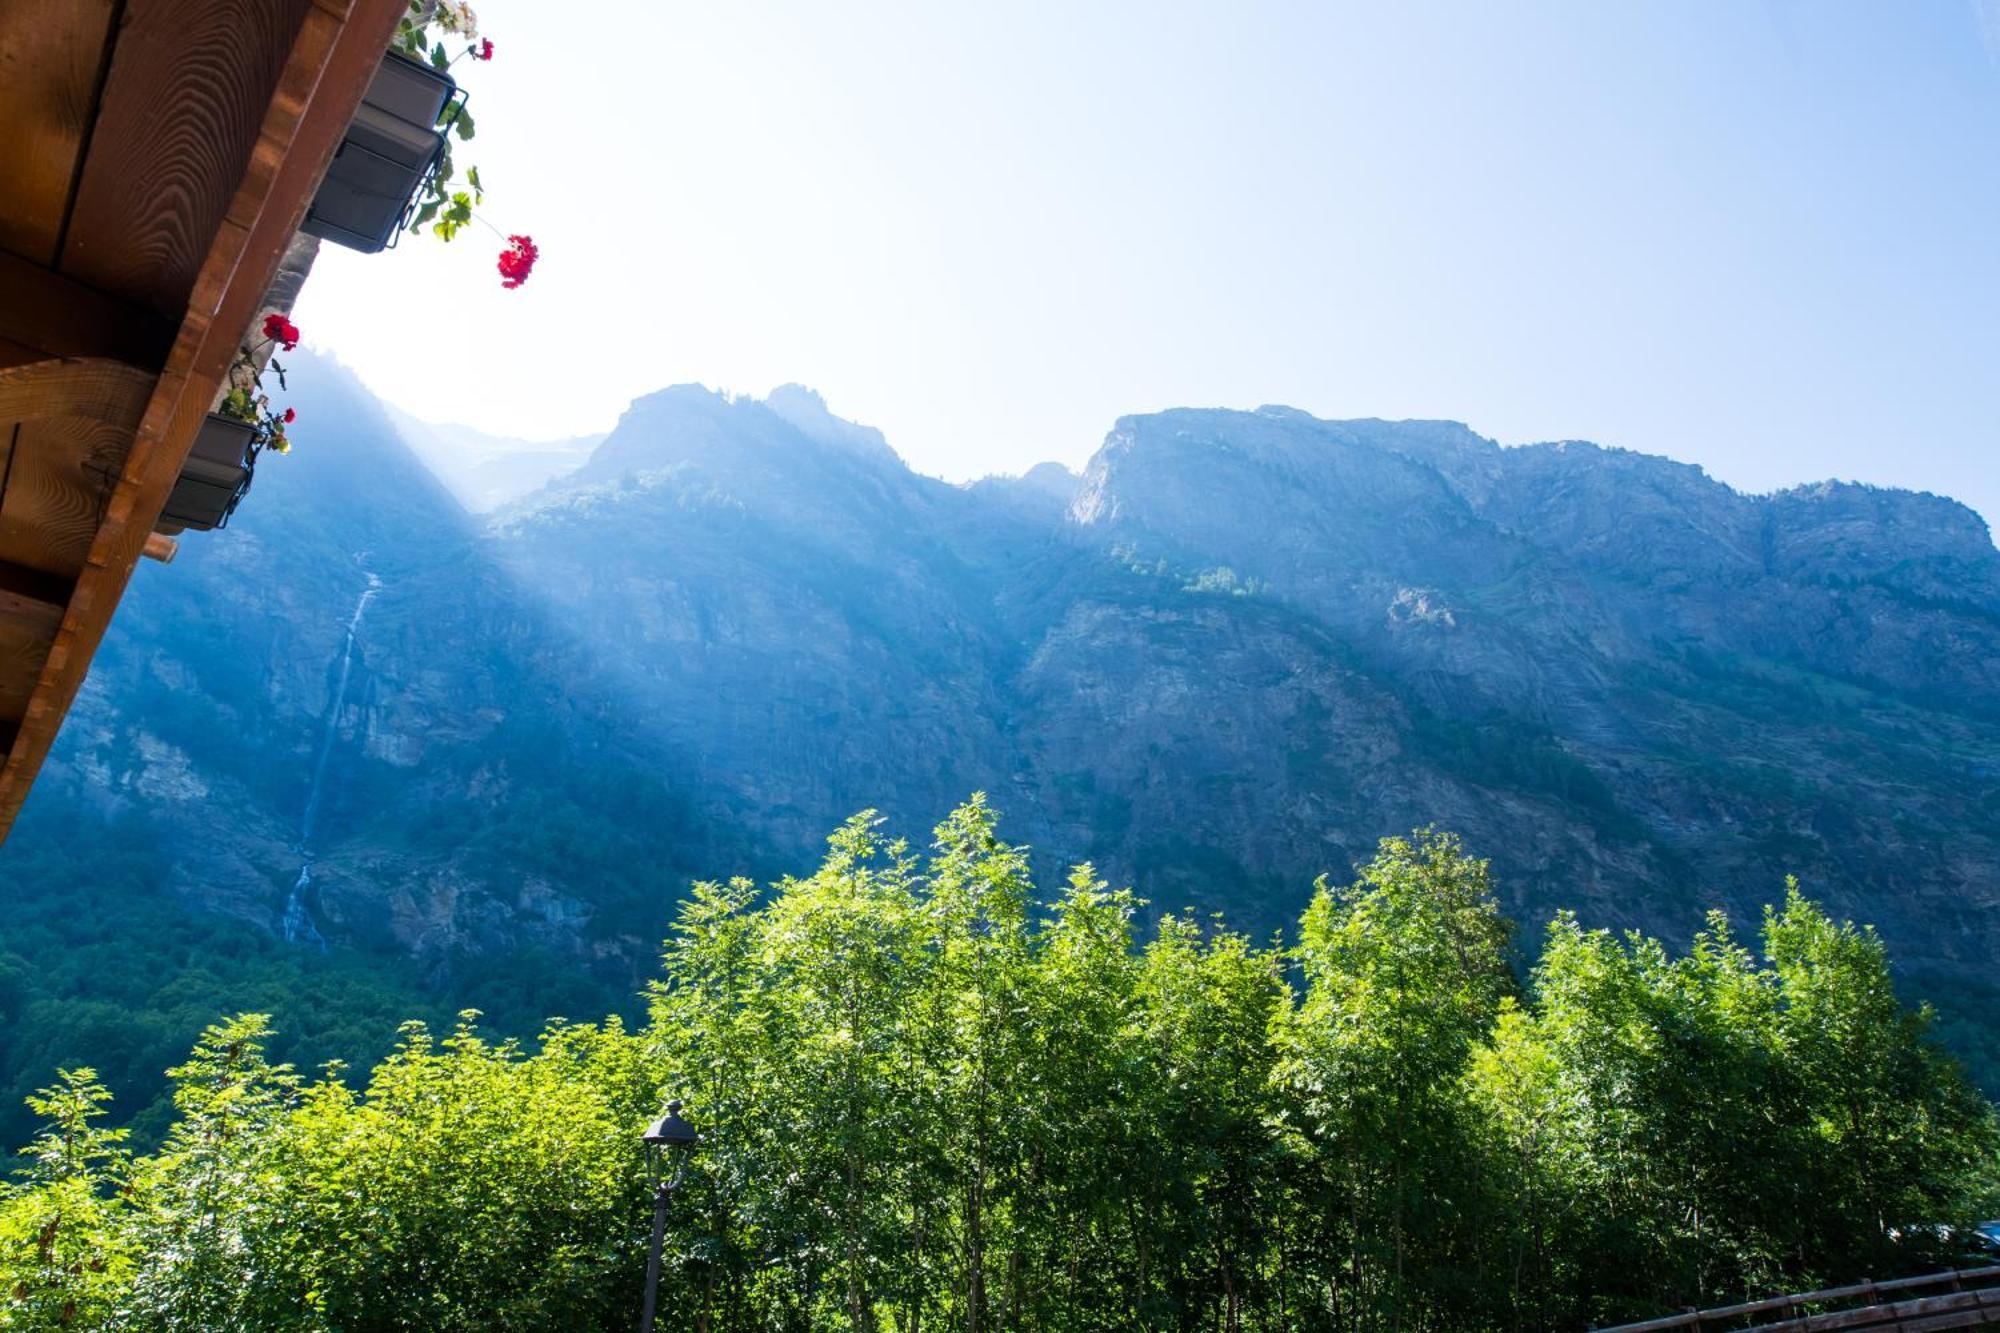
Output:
[{"left": 295, "top": 1, "right": 2000, "bottom": 526}]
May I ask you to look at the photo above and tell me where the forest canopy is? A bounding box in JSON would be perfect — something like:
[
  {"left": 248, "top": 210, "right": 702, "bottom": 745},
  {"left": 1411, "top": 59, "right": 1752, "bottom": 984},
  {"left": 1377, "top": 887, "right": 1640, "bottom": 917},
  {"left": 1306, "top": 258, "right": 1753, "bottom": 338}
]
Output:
[{"left": 3, "top": 799, "right": 1995, "bottom": 1331}]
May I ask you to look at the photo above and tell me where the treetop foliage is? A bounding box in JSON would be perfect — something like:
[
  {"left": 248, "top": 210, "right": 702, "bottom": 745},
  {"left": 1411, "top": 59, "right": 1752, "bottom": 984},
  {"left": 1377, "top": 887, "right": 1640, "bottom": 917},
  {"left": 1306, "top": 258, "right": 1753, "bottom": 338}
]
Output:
[{"left": 3, "top": 801, "right": 1994, "bottom": 1330}]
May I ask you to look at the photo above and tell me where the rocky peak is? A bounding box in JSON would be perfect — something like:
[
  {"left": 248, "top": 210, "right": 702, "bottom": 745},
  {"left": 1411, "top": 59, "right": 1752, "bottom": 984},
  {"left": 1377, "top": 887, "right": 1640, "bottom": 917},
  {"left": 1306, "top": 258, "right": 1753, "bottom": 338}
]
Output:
[
  {"left": 561, "top": 382, "right": 905, "bottom": 502},
  {"left": 1068, "top": 408, "right": 1500, "bottom": 592},
  {"left": 573, "top": 384, "right": 733, "bottom": 480},
  {"left": 969, "top": 461, "right": 1081, "bottom": 519},
  {"left": 1468, "top": 439, "right": 1765, "bottom": 582},
  {"left": 764, "top": 384, "right": 902, "bottom": 468},
  {"left": 1766, "top": 480, "right": 1999, "bottom": 605},
  {"left": 1018, "top": 460, "right": 1080, "bottom": 500}
]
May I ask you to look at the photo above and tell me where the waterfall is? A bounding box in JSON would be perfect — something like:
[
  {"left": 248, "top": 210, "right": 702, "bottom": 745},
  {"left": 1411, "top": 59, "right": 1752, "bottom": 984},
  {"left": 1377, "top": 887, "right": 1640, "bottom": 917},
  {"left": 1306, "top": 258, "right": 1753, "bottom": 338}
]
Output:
[
  {"left": 281, "top": 862, "right": 328, "bottom": 951},
  {"left": 283, "top": 570, "right": 381, "bottom": 950}
]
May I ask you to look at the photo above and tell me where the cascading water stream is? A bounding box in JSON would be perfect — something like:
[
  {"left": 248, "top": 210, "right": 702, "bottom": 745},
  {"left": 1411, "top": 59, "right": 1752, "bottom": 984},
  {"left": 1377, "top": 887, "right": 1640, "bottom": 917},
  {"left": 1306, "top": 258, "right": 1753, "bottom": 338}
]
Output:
[{"left": 283, "top": 570, "right": 381, "bottom": 949}]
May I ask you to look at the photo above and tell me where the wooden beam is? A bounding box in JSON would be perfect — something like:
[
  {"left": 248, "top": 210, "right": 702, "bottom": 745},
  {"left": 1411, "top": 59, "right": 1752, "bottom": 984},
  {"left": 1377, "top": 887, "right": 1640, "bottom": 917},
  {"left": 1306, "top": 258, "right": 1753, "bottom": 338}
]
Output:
[
  {"left": 0, "top": 358, "right": 156, "bottom": 580},
  {"left": 0, "top": 594, "right": 64, "bottom": 641},
  {"left": 0, "top": 336, "right": 51, "bottom": 372},
  {"left": 0, "top": 0, "right": 409, "bottom": 840},
  {"left": 0, "top": 355, "right": 155, "bottom": 423},
  {"left": 0, "top": 560, "right": 71, "bottom": 641},
  {"left": 0, "top": 416, "right": 133, "bottom": 579},
  {"left": 0, "top": 0, "right": 120, "bottom": 264},
  {"left": 57, "top": 0, "right": 316, "bottom": 318},
  {"left": 141, "top": 532, "right": 176, "bottom": 564},
  {"left": 0, "top": 251, "right": 178, "bottom": 368},
  {"left": 0, "top": 617, "right": 51, "bottom": 723}
]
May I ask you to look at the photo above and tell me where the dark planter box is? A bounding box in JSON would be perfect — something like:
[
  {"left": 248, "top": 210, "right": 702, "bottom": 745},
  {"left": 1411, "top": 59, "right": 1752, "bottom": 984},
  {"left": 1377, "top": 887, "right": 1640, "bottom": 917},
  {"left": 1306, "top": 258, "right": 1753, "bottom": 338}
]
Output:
[
  {"left": 363, "top": 46, "right": 456, "bottom": 126},
  {"left": 302, "top": 50, "right": 455, "bottom": 254},
  {"left": 162, "top": 415, "right": 256, "bottom": 531}
]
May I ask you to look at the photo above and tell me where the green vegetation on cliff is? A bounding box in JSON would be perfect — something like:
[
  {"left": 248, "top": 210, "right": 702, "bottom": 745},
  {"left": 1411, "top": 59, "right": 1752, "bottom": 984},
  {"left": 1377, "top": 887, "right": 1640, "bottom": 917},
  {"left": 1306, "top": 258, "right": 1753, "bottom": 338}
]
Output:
[
  {"left": 4, "top": 802, "right": 1994, "bottom": 1331},
  {"left": 0, "top": 812, "right": 633, "bottom": 1155}
]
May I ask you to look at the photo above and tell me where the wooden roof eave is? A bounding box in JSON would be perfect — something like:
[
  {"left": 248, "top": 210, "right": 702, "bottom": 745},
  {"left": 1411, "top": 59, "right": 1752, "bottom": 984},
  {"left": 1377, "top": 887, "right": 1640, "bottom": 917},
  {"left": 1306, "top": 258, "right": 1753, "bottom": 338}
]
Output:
[{"left": 0, "top": 0, "right": 409, "bottom": 841}]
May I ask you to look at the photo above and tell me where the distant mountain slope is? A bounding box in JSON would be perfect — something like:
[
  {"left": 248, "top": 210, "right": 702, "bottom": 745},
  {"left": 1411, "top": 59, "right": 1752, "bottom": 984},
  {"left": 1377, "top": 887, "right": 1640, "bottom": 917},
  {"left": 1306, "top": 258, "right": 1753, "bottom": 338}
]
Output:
[
  {"left": 4, "top": 369, "right": 1996, "bottom": 1122},
  {"left": 382, "top": 405, "right": 604, "bottom": 512}
]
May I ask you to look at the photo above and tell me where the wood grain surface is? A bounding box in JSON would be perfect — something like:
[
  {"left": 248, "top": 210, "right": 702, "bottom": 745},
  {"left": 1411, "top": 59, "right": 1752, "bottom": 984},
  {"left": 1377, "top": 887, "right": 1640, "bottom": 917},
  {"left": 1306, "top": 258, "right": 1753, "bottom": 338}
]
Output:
[
  {"left": 59, "top": 0, "right": 314, "bottom": 317},
  {"left": 0, "top": 557, "right": 69, "bottom": 641},
  {"left": 0, "top": 417, "right": 132, "bottom": 578},
  {"left": 0, "top": 250, "right": 178, "bottom": 368},
  {"left": 0, "top": 359, "right": 154, "bottom": 581},
  {"left": 0, "top": 618, "right": 44, "bottom": 721},
  {"left": 0, "top": 0, "right": 120, "bottom": 263}
]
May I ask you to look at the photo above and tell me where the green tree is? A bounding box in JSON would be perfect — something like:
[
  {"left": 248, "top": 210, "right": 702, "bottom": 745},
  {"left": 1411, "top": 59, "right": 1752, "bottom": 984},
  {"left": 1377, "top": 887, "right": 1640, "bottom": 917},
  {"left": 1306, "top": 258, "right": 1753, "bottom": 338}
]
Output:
[
  {"left": 1013, "top": 866, "right": 1146, "bottom": 1329},
  {"left": 262, "top": 1014, "right": 644, "bottom": 1331},
  {"left": 1272, "top": 829, "right": 1514, "bottom": 1330},
  {"left": 1133, "top": 913, "right": 1284, "bottom": 1330},
  {"left": 121, "top": 1014, "right": 301, "bottom": 1330},
  {"left": 1766, "top": 885, "right": 1999, "bottom": 1275},
  {"left": 908, "top": 796, "right": 1035, "bottom": 1330},
  {"left": 741, "top": 813, "right": 924, "bottom": 1328},
  {"left": 1468, "top": 888, "right": 2000, "bottom": 1327},
  {"left": 646, "top": 875, "right": 772, "bottom": 1330},
  {"left": 1465, "top": 912, "right": 1796, "bottom": 1324},
  {"left": 2, "top": 808, "right": 1993, "bottom": 1332},
  {"left": 0, "top": 1070, "right": 133, "bottom": 1330}
]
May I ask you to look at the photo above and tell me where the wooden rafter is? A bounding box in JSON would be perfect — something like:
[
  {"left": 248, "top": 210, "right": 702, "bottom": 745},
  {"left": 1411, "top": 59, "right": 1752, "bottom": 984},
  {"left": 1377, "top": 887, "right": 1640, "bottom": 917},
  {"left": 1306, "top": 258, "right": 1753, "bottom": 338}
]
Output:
[
  {"left": 0, "top": 0, "right": 120, "bottom": 267},
  {"left": 0, "top": 575, "right": 67, "bottom": 641},
  {"left": 0, "top": 252, "right": 179, "bottom": 370},
  {"left": 0, "top": 0, "right": 409, "bottom": 840}
]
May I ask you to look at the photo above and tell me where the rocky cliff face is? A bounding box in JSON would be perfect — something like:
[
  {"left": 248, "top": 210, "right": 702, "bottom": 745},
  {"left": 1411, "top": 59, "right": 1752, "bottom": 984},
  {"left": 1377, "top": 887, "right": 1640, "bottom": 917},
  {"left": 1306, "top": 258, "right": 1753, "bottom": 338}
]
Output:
[
  {"left": 1056, "top": 410, "right": 2000, "bottom": 966},
  {"left": 9, "top": 368, "right": 1997, "bottom": 1029}
]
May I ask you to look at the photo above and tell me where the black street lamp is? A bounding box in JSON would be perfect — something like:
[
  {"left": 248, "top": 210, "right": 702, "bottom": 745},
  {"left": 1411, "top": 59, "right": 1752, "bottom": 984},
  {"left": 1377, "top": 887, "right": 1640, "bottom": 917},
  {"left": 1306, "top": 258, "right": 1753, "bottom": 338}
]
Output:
[{"left": 638, "top": 1100, "right": 698, "bottom": 1333}]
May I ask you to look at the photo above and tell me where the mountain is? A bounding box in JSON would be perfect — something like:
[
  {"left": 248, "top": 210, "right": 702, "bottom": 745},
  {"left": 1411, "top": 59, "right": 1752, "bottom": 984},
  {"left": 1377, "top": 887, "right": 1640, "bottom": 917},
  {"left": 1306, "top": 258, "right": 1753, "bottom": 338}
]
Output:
[
  {"left": 4, "top": 360, "right": 1997, "bottom": 1135},
  {"left": 382, "top": 405, "right": 605, "bottom": 512},
  {"left": 486, "top": 389, "right": 2000, "bottom": 955}
]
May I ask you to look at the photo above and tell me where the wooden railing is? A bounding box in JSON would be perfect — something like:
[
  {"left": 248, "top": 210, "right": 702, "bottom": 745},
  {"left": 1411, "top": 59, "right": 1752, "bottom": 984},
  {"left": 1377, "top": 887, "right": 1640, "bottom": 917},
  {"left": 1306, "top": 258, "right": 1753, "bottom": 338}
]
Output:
[{"left": 1595, "top": 1265, "right": 2000, "bottom": 1331}]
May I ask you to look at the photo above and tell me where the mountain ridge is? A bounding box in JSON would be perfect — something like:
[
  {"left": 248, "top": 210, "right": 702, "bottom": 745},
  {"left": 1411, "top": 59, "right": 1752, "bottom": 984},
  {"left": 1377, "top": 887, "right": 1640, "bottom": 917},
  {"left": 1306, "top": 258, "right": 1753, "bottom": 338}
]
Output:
[{"left": 5, "top": 362, "right": 1996, "bottom": 1125}]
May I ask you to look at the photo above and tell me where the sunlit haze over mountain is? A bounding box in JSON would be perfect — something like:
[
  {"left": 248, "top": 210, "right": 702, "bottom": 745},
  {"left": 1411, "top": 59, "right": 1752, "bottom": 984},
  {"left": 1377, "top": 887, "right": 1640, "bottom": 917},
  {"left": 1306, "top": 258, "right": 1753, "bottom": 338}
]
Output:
[{"left": 293, "top": 2, "right": 2000, "bottom": 529}]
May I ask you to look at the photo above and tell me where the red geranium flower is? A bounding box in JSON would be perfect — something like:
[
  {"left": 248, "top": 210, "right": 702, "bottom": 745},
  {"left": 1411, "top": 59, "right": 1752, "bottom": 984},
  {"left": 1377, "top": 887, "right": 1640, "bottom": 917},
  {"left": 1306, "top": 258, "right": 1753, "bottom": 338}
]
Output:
[
  {"left": 474, "top": 37, "right": 493, "bottom": 60},
  {"left": 282, "top": 407, "right": 297, "bottom": 424},
  {"left": 260, "top": 312, "right": 301, "bottom": 351},
  {"left": 497, "top": 234, "right": 539, "bottom": 289}
]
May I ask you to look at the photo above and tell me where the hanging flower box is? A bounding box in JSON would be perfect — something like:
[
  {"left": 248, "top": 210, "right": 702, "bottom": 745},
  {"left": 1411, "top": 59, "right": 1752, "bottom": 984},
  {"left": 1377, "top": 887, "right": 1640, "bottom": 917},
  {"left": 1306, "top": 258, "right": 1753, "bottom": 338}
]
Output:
[
  {"left": 161, "top": 414, "right": 258, "bottom": 531},
  {"left": 302, "top": 51, "right": 462, "bottom": 254},
  {"left": 164, "top": 312, "right": 299, "bottom": 534},
  {"left": 364, "top": 47, "right": 457, "bottom": 125}
]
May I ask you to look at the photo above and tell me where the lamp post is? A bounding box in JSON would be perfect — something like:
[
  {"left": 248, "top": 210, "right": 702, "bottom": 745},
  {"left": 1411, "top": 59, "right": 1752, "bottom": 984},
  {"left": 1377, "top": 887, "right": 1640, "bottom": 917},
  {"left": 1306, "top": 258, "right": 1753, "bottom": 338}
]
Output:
[{"left": 638, "top": 1099, "right": 698, "bottom": 1333}]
